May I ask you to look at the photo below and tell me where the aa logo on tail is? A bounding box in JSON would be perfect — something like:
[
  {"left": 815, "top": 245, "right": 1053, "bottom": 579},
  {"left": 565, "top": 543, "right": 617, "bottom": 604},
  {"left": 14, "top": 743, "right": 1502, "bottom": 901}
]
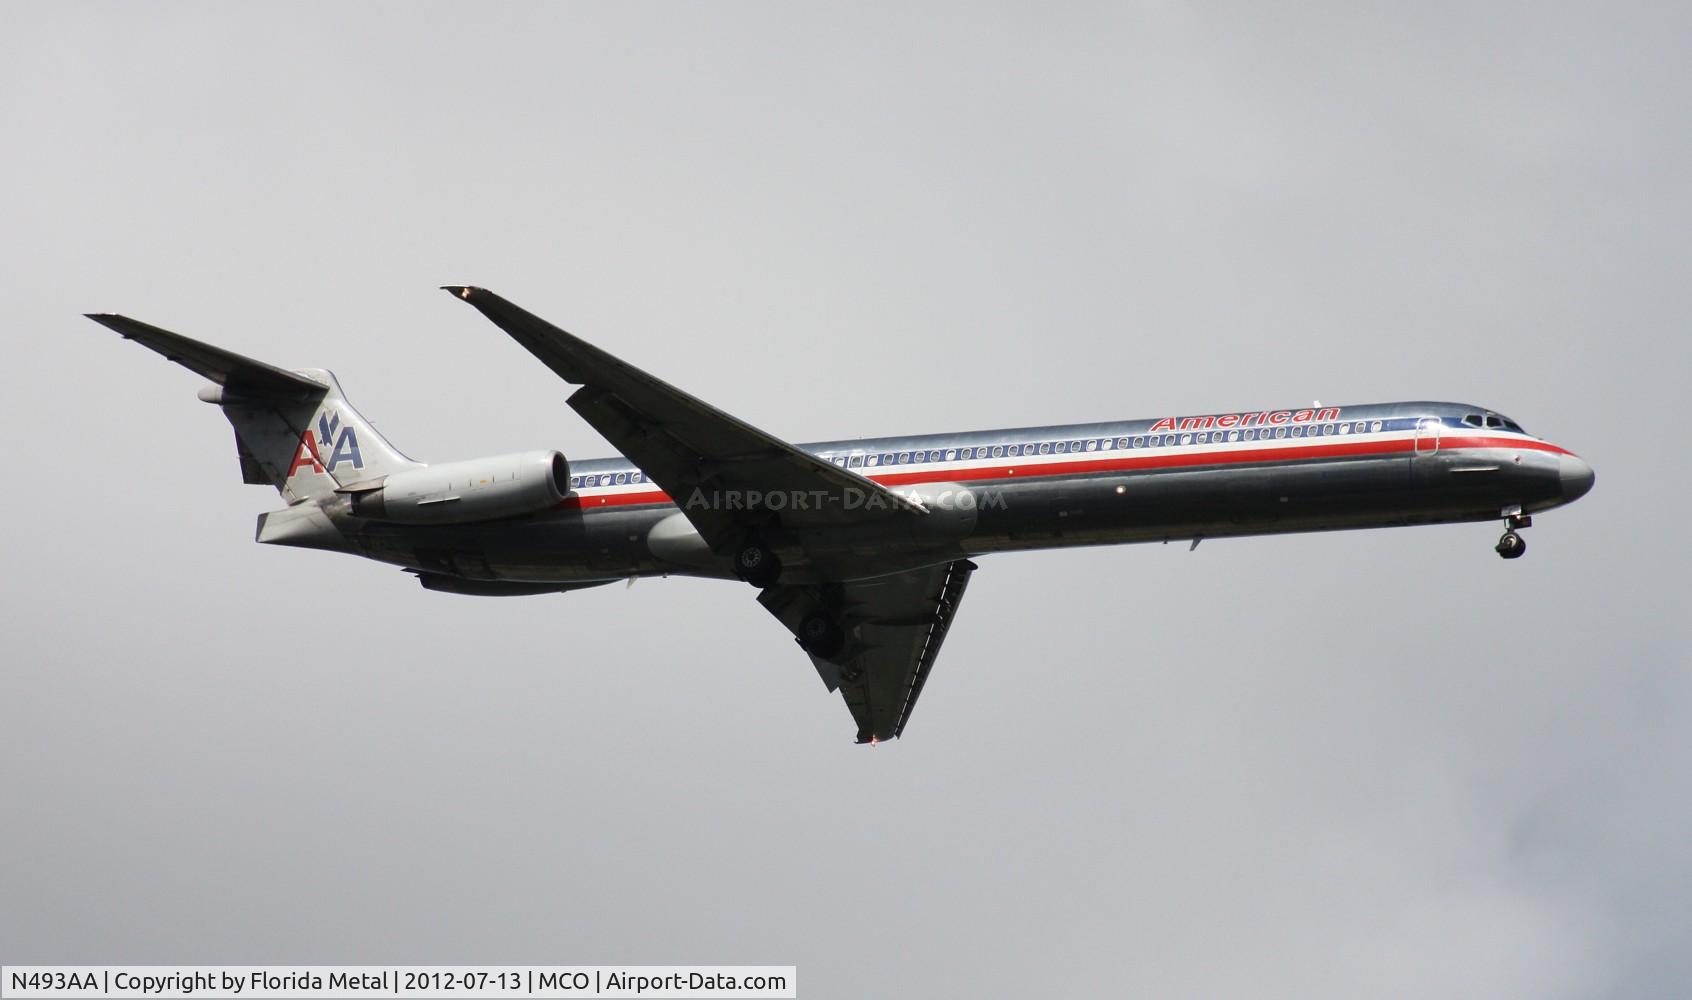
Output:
[{"left": 286, "top": 412, "right": 363, "bottom": 478}]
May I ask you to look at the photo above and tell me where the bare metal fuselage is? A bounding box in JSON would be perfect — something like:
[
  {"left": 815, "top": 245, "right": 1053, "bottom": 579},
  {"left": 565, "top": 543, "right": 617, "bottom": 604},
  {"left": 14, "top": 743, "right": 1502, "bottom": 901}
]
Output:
[{"left": 309, "top": 400, "right": 1593, "bottom": 588}]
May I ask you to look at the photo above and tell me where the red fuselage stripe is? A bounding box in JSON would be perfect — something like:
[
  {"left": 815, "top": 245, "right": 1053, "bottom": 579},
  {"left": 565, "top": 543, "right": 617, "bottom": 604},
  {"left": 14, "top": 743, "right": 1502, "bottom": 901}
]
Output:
[{"left": 559, "top": 435, "right": 1573, "bottom": 510}]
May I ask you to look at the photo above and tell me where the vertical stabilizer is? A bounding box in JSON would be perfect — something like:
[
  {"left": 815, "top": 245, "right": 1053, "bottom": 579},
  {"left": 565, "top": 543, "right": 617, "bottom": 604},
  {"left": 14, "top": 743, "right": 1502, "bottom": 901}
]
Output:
[{"left": 212, "top": 369, "right": 421, "bottom": 501}]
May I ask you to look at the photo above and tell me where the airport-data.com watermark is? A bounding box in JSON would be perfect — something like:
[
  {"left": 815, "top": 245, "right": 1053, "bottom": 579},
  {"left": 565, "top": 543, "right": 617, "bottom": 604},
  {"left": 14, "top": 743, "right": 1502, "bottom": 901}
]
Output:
[
  {"left": 0, "top": 966, "right": 796, "bottom": 999},
  {"left": 680, "top": 486, "right": 1005, "bottom": 513}
]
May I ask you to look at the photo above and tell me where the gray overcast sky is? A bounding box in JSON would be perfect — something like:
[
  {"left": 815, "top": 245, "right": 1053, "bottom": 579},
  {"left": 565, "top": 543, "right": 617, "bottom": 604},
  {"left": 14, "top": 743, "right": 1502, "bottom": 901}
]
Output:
[{"left": 3, "top": 3, "right": 1688, "bottom": 997}]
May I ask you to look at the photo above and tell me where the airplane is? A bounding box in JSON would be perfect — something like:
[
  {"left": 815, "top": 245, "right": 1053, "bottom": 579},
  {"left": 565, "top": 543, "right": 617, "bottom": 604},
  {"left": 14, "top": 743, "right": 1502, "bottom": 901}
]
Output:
[{"left": 89, "top": 287, "right": 1596, "bottom": 744}]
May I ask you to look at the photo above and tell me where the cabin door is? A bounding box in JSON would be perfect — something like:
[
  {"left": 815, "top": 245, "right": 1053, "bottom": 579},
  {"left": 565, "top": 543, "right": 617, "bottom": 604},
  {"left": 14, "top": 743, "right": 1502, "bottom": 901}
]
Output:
[{"left": 1414, "top": 417, "right": 1442, "bottom": 455}]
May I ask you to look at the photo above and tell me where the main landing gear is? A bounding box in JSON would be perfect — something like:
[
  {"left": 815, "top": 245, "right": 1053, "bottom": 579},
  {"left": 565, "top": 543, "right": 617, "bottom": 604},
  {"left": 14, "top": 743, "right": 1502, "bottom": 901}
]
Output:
[
  {"left": 1495, "top": 509, "right": 1532, "bottom": 560},
  {"left": 732, "top": 538, "right": 783, "bottom": 588},
  {"left": 798, "top": 611, "right": 847, "bottom": 660}
]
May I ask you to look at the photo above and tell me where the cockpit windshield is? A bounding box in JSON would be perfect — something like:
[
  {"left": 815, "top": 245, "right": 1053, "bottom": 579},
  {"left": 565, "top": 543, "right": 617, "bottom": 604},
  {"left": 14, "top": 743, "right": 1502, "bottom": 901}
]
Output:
[{"left": 1460, "top": 412, "right": 1526, "bottom": 433}]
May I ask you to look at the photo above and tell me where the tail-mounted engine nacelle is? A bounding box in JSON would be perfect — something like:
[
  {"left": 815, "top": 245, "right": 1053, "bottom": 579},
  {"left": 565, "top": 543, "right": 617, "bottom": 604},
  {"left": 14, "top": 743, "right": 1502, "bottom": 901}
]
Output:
[{"left": 352, "top": 450, "right": 569, "bottom": 525}]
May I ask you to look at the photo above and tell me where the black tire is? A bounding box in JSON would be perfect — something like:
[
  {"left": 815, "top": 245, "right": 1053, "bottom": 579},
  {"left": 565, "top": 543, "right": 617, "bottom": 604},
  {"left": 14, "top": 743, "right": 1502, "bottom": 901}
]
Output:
[
  {"left": 798, "top": 612, "right": 846, "bottom": 659},
  {"left": 733, "top": 541, "right": 782, "bottom": 587},
  {"left": 1495, "top": 531, "right": 1526, "bottom": 560}
]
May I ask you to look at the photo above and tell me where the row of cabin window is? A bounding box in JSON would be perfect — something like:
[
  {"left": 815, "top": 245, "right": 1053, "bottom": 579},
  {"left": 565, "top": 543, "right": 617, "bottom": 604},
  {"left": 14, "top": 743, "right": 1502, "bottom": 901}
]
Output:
[
  {"left": 567, "top": 418, "right": 1406, "bottom": 488},
  {"left": 825, "top": 420, "right": 1390, "bottom": 469},
  {"left": 571, "top": 470, "right": 649, "bottom": 489}
]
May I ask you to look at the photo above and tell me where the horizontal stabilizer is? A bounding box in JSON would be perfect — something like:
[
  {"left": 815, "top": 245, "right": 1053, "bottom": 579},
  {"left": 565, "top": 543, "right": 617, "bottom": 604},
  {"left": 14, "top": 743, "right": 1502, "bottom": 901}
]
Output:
[
  {"left": 86, "top": 313, "right": 325, "bottom": 398},
  {"left": 94, "top": 311, "right": 418, "bottom": 500}
]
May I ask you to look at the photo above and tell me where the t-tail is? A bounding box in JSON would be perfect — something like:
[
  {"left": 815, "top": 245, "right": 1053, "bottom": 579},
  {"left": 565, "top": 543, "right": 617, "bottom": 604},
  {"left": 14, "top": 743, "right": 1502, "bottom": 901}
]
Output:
[{"left": 86, "top": 313, "right": 421, "bottom": 546}]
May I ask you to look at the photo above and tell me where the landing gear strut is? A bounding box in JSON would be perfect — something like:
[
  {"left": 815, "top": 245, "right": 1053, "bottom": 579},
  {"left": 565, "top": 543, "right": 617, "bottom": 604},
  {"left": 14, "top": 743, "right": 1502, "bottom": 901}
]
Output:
[
  {"left": 732, "top": 539, "right": 782, "bottom": 588},
  {"left": 1495, "top": 509, "right": 1531, "bottom": 560}
]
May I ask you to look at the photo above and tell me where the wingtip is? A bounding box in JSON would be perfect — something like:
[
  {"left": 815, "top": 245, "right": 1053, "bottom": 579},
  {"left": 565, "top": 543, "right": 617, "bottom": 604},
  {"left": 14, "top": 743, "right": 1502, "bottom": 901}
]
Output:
[
  {"left": 85, "top": 313, "right": 129, "bottom": 334},
  {"left": 440, "top": 285, "right": 481, "bottom": 301}
]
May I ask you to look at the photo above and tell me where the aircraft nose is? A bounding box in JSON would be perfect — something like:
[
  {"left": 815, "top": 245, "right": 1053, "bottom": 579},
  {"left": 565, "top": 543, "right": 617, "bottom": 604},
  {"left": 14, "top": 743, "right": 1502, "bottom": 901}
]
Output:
[{"left": 1559, "top": 453, "right": 1595, "bottom": 502}]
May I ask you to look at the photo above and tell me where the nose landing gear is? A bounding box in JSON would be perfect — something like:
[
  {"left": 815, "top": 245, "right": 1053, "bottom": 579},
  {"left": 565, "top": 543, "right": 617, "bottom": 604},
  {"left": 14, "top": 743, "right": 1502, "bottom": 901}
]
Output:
[{"left": 1495, "top": 509, "right": 1531, "bottom": 560}]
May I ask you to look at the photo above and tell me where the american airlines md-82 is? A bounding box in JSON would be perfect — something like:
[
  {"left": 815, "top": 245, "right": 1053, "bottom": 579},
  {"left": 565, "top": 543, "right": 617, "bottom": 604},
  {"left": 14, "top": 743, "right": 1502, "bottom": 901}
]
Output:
[{"left": 91, "top": 288, "right": 1596, "bottom": 743}]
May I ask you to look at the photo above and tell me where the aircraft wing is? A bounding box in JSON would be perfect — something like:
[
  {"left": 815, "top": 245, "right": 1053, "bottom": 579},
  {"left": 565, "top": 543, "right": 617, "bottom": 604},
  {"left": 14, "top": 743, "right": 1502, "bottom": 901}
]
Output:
[
  {"left": 443, "top": 286, "right": 926, "bottom": 552},
  {"left": 759, "top": 559, "right": 977, "bottom": 742}
]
